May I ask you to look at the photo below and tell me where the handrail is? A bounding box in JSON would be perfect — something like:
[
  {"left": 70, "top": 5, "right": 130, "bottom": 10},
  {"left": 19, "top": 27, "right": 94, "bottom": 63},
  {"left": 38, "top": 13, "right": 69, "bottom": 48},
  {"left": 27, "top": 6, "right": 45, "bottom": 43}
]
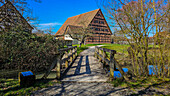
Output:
[
  {"left": 95, "top": 46, "right": 129, "bottom": 80},
  {"left": 42, "top": 46, "right": 77, "bottom": 79},
  {"left": 95, "top": 46, "right": 116, "bottom": 54},
  {"left": 58, "top": 46, "right": 77, "bottom": 52}
]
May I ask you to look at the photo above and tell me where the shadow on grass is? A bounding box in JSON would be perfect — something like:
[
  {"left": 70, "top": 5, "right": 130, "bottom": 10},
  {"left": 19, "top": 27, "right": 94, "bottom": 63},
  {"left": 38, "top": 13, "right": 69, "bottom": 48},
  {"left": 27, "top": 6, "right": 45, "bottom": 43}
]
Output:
[
  {"left": 0, "top": 78, "right": 58, "bottom": 95},
  {"left": 124, "top": 78, "right": 170, "bottom": 96}
]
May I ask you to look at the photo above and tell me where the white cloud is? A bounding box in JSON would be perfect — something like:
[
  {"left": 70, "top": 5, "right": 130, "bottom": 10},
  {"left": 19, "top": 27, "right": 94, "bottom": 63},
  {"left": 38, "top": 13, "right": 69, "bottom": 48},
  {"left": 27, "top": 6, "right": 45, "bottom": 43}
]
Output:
[{"left": 39, "top": 22, "right": 62, "bottom": 26}]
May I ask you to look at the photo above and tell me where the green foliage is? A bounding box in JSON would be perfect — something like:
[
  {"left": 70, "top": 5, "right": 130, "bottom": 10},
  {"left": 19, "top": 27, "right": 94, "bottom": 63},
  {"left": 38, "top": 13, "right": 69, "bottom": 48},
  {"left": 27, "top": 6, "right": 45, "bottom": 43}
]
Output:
[
  {"left": 0, "top": 70, "right": 23, "bottom": 78},
  {"left": 126, "top": 77, "right": 170, "bottom": 89},
  {"left": 109, "top": 78, "right": 127, "bottom": 87},
  {"left": 0, "top": 29, "right": 64, "bottom": 73}
]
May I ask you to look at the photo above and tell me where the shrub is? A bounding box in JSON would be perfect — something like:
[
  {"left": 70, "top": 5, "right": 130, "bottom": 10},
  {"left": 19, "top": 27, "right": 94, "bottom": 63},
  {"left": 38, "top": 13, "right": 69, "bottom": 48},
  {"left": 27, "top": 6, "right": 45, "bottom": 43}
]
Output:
[{"left": 0, "top": 29, "right": 64, "bottom": 73}]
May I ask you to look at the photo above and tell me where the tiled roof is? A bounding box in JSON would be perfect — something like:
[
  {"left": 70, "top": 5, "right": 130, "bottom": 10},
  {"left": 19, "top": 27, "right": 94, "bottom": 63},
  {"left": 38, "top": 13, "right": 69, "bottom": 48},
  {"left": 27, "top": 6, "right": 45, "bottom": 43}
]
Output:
[
  {"left": 0, "top": 1, "right": 33, "bottom": 29},
  {"left": 66, "top": 25, "right": 83, "bottom": 34},
  {"left": 55, "top": 9, "right": 100, "bottom": 35}
]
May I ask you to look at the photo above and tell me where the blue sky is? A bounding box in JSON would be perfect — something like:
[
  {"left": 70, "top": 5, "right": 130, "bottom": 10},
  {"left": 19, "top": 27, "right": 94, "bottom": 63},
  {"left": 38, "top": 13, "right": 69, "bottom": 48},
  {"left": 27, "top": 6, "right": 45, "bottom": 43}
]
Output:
[{"left": 28, "top": 0, "right": 101, "bottom": 34}]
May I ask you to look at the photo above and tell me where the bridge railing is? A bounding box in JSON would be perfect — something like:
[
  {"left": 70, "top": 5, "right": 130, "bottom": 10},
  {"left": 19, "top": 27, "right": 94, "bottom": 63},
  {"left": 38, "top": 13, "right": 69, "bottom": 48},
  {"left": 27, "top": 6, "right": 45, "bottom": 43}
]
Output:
[
  {"left": 95, "top": 46, "right": 116, "bottom": 78},
  {"left": 95, "top": 46, "right": 129, "bottom": 80},
  {"left": 42, "top": 46, "right": 77, "bottom": 80}
]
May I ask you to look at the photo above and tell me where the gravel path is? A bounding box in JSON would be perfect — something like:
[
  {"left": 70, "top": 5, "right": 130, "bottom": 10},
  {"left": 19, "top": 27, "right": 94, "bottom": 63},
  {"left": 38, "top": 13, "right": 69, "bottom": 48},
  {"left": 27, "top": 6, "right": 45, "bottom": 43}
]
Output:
[
  {"left": 34, "top": 82, "right": 130, "bottom": 96},
  {"left": 61, "top": 46, "right": 108, "bottom": 82}
]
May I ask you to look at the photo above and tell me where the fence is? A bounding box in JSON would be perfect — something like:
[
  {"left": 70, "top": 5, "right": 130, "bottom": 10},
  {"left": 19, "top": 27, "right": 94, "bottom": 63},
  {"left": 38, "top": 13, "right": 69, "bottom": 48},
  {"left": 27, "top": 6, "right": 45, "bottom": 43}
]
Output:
[
  {"left": 95, "top": 46, "right": 129, "bottom": 80},
  {"left": 42, "top": 46, "right": 77, "bottom": 80}
]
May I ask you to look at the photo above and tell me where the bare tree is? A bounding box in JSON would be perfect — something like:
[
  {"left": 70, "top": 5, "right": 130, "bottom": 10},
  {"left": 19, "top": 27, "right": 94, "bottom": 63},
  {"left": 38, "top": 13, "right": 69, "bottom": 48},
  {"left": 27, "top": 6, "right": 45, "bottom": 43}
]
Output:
[
  {"left": 66, "top": 21, "right": 94, "bottom": 47},
  {"left": 98, "top": 0, "right": 169, "bottom": 77}
]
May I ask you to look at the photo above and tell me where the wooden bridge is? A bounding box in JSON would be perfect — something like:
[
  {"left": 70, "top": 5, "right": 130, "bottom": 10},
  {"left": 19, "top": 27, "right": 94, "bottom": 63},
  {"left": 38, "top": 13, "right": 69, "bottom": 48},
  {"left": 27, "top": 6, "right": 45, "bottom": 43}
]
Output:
[{"left": 42, "top": 46, "right": 128, "bottom": 82}]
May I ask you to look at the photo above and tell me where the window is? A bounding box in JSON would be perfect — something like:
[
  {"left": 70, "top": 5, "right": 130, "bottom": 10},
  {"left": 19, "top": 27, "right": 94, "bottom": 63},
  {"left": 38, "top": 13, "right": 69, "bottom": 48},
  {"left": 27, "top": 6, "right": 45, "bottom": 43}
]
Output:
[
  {"left": 99, "top": 21, "right": 104, "bottom": 24},
  {"left": 95, "top": 28, "right": 100, "bottom": 31},
  {"left": 7, "top": 9, "right": 12, "bottom": 12},
  {"left": 101, "top": 29, "right": 104, "bottom": 31},
  {"left": 105, "top": 29, "right": 108, "bottom": 32},
  {"left": 97, "top": 13, "right": 101, "bottom": 16},
  {"left": 94, "top": 20, "right": 98, "bottom": 23}
]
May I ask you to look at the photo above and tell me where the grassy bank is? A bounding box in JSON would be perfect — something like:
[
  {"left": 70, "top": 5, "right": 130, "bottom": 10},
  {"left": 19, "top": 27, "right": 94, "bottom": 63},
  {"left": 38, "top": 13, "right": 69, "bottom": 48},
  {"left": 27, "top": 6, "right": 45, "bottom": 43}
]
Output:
[
  {"left": 102, "top": 44, "right": 130, "bottom": 54},
  {"left": 109, "top": 77, "right": 170, "bottom": 95},
  {"left": 0, "top": 78, "right": 60, "bottom": 96}
]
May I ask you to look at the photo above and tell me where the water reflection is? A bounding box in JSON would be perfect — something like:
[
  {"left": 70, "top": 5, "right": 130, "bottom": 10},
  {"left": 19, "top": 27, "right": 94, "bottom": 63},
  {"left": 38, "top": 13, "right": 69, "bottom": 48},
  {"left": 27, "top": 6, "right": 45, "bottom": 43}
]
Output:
[{"left": 110, "top": 65, "right": 169, "bottom": 78}]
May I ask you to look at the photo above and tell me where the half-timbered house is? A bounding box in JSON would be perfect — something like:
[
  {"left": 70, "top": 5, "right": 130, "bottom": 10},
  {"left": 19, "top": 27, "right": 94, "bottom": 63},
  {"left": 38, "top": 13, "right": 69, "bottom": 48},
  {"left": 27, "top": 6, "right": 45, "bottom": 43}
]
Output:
[{"left": 55, "top": 9, "right": 112, "bottom": 44}]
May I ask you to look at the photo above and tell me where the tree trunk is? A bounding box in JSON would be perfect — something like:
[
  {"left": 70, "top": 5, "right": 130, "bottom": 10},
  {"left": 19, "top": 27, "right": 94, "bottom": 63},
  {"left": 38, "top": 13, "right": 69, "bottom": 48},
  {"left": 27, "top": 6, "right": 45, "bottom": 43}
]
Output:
[
  {"left": 79, "top": 42, "right": 82, "bottom": 48},
  {"left": 79, "top": 38, "right": 85, "bottom": 48}
]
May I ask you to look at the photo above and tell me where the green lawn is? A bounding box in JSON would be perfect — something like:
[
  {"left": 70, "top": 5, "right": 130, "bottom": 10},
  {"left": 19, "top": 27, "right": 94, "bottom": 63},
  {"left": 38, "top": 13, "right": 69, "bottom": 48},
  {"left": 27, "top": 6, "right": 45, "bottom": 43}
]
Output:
[
  {"left": 73, "top": 44, "right": 103, "bottom": 55},
  {"left": 73, "top": 43, "right": 129, "bottom": 55},
  {"left": 102, "top": 44, "right": 130, "bottom": 54}
]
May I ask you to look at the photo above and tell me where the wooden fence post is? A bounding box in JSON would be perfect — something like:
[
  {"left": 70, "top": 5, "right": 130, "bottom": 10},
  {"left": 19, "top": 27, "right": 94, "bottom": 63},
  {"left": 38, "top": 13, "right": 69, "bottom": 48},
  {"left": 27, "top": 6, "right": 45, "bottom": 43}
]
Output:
[
  {"left": 42, "top": 53, "right": 60, "bottom": 79},
  {"left": 99, "top": 49, "right": 102, "bottom": 62},
  {"left": 70, "top": 49, "right": 73, "bottom": 62},
  {"left": 56, "top": 54, "right": 61, "bottom": 80},
  {"left": 96, "top": 47, "right": 99, "bottom": 59},
  {"left": 75, "top": 47, "right": 77, "bottom": 56},
  {"left": 103, "top": 50, "right": 106, "bottom": 69},
  {"left": 95, "top": 46, "right": 97, "bottom": 57},
  {"left": 73, "top": 47, "right": 75, "bottom": 59},
  {"left": 110, "top": 51, "right": 115, "bottom": 78},
  {"left": 65, "top": 51, "right": 68, "bottom": 68},
  {"left": 114, "top": 58, "right": 130, "bottom": 81}
]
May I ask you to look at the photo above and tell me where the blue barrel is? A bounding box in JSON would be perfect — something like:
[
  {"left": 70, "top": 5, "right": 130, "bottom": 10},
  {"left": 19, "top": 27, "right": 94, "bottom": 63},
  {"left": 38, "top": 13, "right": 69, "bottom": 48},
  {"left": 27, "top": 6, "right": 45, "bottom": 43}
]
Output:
[{"left": 19, "top": 71, "right": 35, "bottom": 87}]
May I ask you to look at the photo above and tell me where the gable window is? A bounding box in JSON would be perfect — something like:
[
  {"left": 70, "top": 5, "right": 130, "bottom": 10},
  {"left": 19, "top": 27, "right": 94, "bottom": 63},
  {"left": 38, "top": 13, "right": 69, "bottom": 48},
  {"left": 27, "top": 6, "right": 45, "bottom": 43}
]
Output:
[
  {"left": 7, "top": 9, "right": 12, "bottom": 12},
  {"left": 94, "top": 20, "right": 98, "bottom": 23},
  {"left": 97, "top": 13, "right": 101, "bottom": 16},
  {"left": 90, "top": 27, "right": 94, "bottom": 29},
  {"left": 105, "top": 29, "right": 108, "bottom": 32},
  {"left": 95, "top": 28, "right": 100, "bottom": 31},
  {"left": 99, "top": 21, "right": 104, "bottom": 24}
]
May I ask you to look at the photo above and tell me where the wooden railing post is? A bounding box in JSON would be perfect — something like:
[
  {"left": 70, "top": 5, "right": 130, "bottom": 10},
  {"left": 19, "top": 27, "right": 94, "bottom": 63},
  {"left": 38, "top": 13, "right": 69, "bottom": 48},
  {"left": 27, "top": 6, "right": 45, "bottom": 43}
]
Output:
[
  {"left": 96, "top": 47, "right": 99, "bottom": 59},
  {"left": 103, "top": 50, "right": 106, "bottom": 69},
  {"left": 42, "top": 46, "right": 78, "bottom": 80},
  {"left": 73, "top": 47, "right": 75, "bottom": 59},
  {"left": 65, "top": 51, "right": 68, "bottom": 68},
  {"left": 95, "top": 46, "right": 97, "bottom": 57},
  {"left": 42, "top": 53, "right": 60, "bottom": 79},
  {"left": 75, "top": 46, "right": 77, "bottom": 56},
  {"left": 99, "top": 49, "right": 102, "bottom": 62},
  {"left": 56, "top": 54, "right": 61, "bottom": 80},
  {"left": 110, "top": 51, "right": 115, "bottom": 78},
  {"left": 70, "top": 49, "right": 73, "bottom": 62},
  {"left": 114, "top": 58, "right": 130, "bottom": 81}
]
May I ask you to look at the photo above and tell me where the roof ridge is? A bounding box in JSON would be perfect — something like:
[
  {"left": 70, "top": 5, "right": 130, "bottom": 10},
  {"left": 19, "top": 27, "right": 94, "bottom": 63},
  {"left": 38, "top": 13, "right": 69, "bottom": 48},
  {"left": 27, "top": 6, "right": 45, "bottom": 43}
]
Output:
[{"left": 68, "top": 9, "right": 100, "bottom": 19}]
